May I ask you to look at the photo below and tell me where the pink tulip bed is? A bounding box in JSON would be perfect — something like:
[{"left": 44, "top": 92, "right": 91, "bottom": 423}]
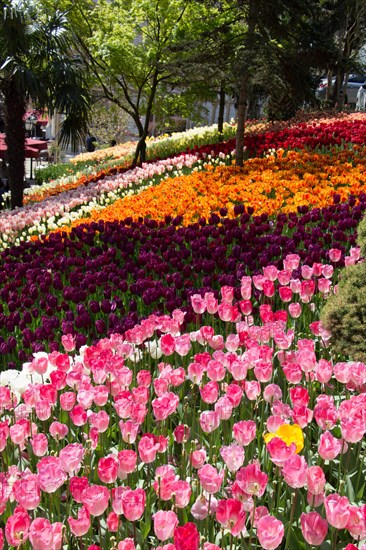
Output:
[{"left": 0, "top": 113, "right": 365, "bottom": 550}]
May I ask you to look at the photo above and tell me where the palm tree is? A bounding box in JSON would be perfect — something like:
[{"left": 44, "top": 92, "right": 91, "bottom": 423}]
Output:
[{"left": 0, "top": 1, "right": 91, "bottom": 209}]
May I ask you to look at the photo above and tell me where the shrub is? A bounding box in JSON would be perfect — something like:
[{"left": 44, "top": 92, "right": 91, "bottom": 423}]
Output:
[
  {"left": 356, "top": 209, "right": 366, "bottom": 256},
  {"left": 321, "top": 214, "right": 366, "bottom": 361}
]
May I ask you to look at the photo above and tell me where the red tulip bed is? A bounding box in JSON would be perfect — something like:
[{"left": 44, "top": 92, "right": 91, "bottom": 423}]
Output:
[{"left": 0, "top": 114, "right": 365, "bottom": 550}]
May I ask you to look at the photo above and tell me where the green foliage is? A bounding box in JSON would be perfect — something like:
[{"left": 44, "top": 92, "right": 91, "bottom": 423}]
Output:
[
  {"left": 356, "top": 210, "right": 366, "bottom": 256},
  {"left": 321, "top": 215, "right": 366, "bottom": 361},
  {"left": 88, "top": 99, "right": 130, "bottom": 146},
  {"left": 34, "top": 159, "right": 95, "bottom": 185}
]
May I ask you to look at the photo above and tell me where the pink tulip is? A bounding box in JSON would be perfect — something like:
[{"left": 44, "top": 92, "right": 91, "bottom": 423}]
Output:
[
  {"left": 346, "top": 504, "right": 366, "bottom": 539},
  {"left": 324, "top": 493, "right": 350, "bottom": 529},
  {"left": 160, "top": 334, "right": 176, "bottom": 355},
  {"left": 219, "top": 444, "right": 244, "bottom": 474},
  {"left": 251, "top": 506, "right": 270, "bottom": 527},
  {"left": 236, "top": 463, "right": 268, "bottom": 497},
  {"left": 282, "top": 455, "right": 308, "bottom": 488},
  {"left": 289, "top": 386, "right": 309, "bottom": 407},
  {"left": 59, "top": 391, "right": 76, "bottom": 411},
  {"left": 118, "top": 539, "right": 136, "bottom": 550},
  {"left": 225, "top": 383, "right": 243, "bottom": 407},
  {"left": 49, "top": 421, "right": 69, "bottom": 440},
  {"left": 329, "top": 248, "right": 342, "bottom": 262},
  {"left": 9, "top": 423, "right": 27, "bottom": 448},
  {"left": 173, "top": 424, "right": 190, "bottom": 443},
  {"left": 98, "top": 454, "right": 119, "bottom": 484},
  {"left": 216, "top": 498, "right": 246, "bottom": 536},
  {"left": 263, "top": 384, "right": 282, "bottom": 403},
  {"left": 135, "top": 372, "right": 151, "bottom": 390},
  {"left": 244, "top": 381, "right": 261, "bottom": 401},
  {"left": 81, "top": 485, "right": 110, "bottom": 516},
  {"left": 200, "top": 381, "right": 219, "bottom": 404},
  {"left": 292, "top": 405, "right": 313, "bottom": 428},
  {"left": 318, "top": 431, "right": 342, "bottom": 460},
  {"left": 228, "top": 358, "right": 248, "bottom": 381},
  {"left": 207, "top": 360, "right": 226, "bottom": 381},
  {"left": 288, "top": 302, "right": 302, "bottom": 318},
  {"left": 119, "top": 420, "right": 139, "bottom": 443},
  {"left": 59, "top": 443, "right": 85, "bottom": 475},
  {"left": 35, "top": 400, "right": 52, "bottom": 421},
  {"left": 61, "top": 333, "right": 76, "bottom": 352},
  {"left": 69, "top": 476, "right": 89, "bottom": 503},
  {"left": 300, "top": 512, "right": 328, "bottom": 546},
  {"left": 266, "top": 437, "right": 296, "bottom": 468},
  {"left": 191, "top": 494, "right": 218, "bottom": 520},
  {"left": 88, "top": 410, "right": 110, "bottom": 433},
  {"left": 198, "top": 464, "right": 224, "bottom": 494},
  {"left": 215, "top": 395, "right": 233, "bottom": 420},
  {"left": 152, "top": 392, "right": 179, "bottom": 421},
  {"left": 29, "top": 518, "right": 63, "bottom": 550},
  {"left": 68, "top": 506, "right": 90, "bottom": 537},
  {"left": 282, "top": 361, "right": 302, "bottom": 383},
  {"left": 279, "top": 286, "right": 292, "bottom": 302},
  {"left": 30, "top": 433, "right": 48, "bottom": 457},
  {"left": 199, "top": 410, "right": 220, "bottom": 433},
  {"left": 190, "top": 448, "right": 207, "bottom": 469},
  {"left": 69, "top": 405, "right": 88, "bottom": 426},
  {"left": 204, "top": 544, "right": 221, "bottom": 550},
  {"left": 191, "top": 294, "right": 206, "bottom": 314},
  {"left": 153, "top": 510, "right": 179, "bottom": 541},
  {"left": 233, "top": 420, "right": 256, "bottom": 446},
  {"left": 5, "top": 509, "right": 31, "bottom": 547},
  {"left": 341, "top": 416, "right": 365, "bottom": 443},
  {"left": 172, "top": 480, "right": 191, "bottom": 508},
  {"left": 307, "top": 466, "right": 326, "bottom": 496},
  {"left": 122, "top": 488, "right": 146, "bottom": 521},
  {"left": 307, "top": 490, "right": 325, "bottom": 508},
  {"left": 117, "top": 450, "right": 137, "bottom": 478},
  {"left": 256, "top": 515, "right": 284, "bottom": 549},
  {"left": 37, "top": 457, "right": 67, "bottom": 493},
  {"left": 205, "top": 291, "right": 219, "bottom": 313},
  {"left": 12, "top": 475, "right": 40, "bottom": 510},
  {"left": 153, "top": 465, "right": 176, "bottom": 501},
  {"left": 138, "top": 434, "right": 160, "bottom": 463}
]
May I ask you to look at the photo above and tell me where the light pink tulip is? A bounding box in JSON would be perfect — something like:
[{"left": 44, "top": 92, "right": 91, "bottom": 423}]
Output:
[{"left": 256, "top": 515, "right": 284, "bottom": 549}]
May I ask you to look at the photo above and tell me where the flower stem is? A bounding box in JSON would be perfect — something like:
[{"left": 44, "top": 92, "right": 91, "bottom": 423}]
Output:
[{"left": 284, "top": 491, "right": 297, "bottom": 550}]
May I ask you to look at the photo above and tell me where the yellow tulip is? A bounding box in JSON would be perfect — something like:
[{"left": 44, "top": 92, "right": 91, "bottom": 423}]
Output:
[{"left": 264, "top": 423, "right": 304, "bottom": 453}]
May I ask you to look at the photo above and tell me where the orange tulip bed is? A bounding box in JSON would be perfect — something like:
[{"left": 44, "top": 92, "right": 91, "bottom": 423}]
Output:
[{"left": 56, "top": 146, "right": 366, "bottom": 233}]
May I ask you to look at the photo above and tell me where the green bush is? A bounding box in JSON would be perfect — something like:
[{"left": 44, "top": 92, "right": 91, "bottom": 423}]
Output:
[
  {"left": 356, "top": 212, "right": 366, "bottom": 257},
  {"left": 34, "top": 160, "right": 97, "bottom": 185},
  {"left": 34, "top": 163, "right": 76, "bottom": 185},
  {"left": 321, "top": 214, "right": 366, "bottom": 362}
]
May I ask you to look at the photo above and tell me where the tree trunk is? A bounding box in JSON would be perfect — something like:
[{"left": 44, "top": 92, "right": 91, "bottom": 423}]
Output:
[
  {"left": 235, "top": 0, "right": 257, "bottom": 167},
  {"left": 235, "top": 0, "right": 258, "bottom": 166},
  {"left": 235, "top": 76, "right": 248, "bottom": 167},
  {"left": 132, "top": 70, "right": 159, "bottom": 167},
  {"left": 217, "top": 86, "right": 226, "bottom": 136},
  {"left": 4, "top": 77, "right": 26, "bottom": 210}
]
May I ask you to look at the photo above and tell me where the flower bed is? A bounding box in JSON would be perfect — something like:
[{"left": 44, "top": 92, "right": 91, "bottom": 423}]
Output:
[
  {"left": 0, "top": 193, "right": 364, "bottom": 369},
  {"left": 0, "top": 253, "right": 364, "bottom": 549},
  {"left": 58, "top": 146, "right": 366, "bottom": 231},
  {"left": 0, "top": 154, "right": 209, "bottom": 252},
  {"left": 0, "top": 112, "right": 365, "bottom": 549},
  {"left": 8, "top": 112, "right": 366, "bottom": 210}
]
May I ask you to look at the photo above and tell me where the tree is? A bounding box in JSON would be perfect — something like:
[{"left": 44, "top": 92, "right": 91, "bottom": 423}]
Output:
[
  {"left": 328, "top": 0, "right": 366, "bottom": 106},
  {"left": 69, "top": 0, "right": 203, "bottom": 164},
  {"left": 0, "top": 1, "right": 91, "bottom": 209},
  {"left": 40, "top": 0, "right": 237, "bottom": 165}
]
